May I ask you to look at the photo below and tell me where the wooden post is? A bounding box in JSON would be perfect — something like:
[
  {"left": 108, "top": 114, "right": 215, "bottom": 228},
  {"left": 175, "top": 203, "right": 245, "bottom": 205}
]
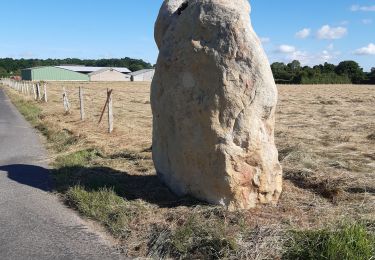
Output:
[
  {"left": 79, "top": 86, "right": 85, "bottom": 121},
  {"left": 33, "top": 84, "right": 37, "bottom": 100},
  {"left": 98, "top": 89, "right": 113, "bottom": 133},
  {"left": 43, "top": 83, "right": 48, "bottom": 102},
  {"left": 63, "top": 87, "right": 70, "bottom": 113},
  {"left": 107, "top": 88, "right": 113, "bottom": 133},
  {"left": 36, "top": 83, "right": 41, "bottom": 100},
  {"left": 26, "top": 83, "right": 29, "bottom": 97}
]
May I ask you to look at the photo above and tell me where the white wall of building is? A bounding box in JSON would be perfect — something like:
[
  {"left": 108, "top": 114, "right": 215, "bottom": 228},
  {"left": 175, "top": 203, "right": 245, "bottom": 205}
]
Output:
[
  {"left": 131, "top": 70, "right": 155, "bottom": 82},
  {"left": 89, "top": 69, "right": 130, "bottom": 82}
]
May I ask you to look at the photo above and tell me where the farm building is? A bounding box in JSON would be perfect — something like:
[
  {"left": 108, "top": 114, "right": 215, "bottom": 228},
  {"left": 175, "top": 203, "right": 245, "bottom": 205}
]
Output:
[
  {"left": 89, "top": 68, "right": 131, "bottom": 82},
  {"left": 129, "top": 69, "right": 155, "bottom": 82},
  {"left": 56, "top": 66, "right": 131, "bottom": 75},
  {"left": 21, "top": 66, "right": 132, "bottom": 81},
  {"left": 21, "top": 66, "right": 89, "bottom": 81}
]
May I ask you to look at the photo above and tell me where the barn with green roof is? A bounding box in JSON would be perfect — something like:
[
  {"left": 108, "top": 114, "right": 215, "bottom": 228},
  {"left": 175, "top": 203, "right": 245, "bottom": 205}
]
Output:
[{"left": 21, "top": 66, "right": 89, "bottom": 81}]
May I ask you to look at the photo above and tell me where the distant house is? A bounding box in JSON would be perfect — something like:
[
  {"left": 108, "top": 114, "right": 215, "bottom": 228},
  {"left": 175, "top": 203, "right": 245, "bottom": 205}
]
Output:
[
  {"left": 10, "top": 76, "right": 22, "bottom": 81},
  {"left": 129, "top": 69, "right": 155, "bottom": 82},
  {"left": 89, "top": 68, "right": 131, "bottom": 82}
]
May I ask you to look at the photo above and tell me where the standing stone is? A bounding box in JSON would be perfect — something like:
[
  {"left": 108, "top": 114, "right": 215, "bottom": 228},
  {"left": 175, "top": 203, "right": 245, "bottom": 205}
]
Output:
[{"left": 151, "top": 0, "right": 282, "bottom": 210}]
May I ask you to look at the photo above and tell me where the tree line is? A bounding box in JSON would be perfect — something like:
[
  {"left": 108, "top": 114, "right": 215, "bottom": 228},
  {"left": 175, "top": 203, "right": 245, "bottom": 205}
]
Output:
[
  {"left": 0, "top": 58, "right": 153, "bottom": 77},
  {"left": 0, "top": 58, "right": 374, "bottom": 85},
  {"left": 271, "top": 60, "right": 375, "bottom": 84}
]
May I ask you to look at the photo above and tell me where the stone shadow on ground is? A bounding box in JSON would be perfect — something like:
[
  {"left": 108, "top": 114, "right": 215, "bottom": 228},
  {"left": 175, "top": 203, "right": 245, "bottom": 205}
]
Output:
[
  {"left": 0, "top": 164, "right": 52, "bottom": 192},
  {"left": 1, "top": 164, "right": 205, "bottom": 208},
  {"left": 53, "top": 165, "right": 206, "bottom": 208}
]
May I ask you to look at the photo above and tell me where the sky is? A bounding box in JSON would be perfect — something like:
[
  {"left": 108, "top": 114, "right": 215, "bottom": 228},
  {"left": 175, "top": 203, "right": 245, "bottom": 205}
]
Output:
[{"left": 0, "top": 0, "right": 374, "bottom": 71}]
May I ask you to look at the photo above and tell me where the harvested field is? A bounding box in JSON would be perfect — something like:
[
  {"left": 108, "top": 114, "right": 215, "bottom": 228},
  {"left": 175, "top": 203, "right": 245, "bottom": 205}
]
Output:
[{"left": 3, "top": 82, "right": 375, "bottom": 258}]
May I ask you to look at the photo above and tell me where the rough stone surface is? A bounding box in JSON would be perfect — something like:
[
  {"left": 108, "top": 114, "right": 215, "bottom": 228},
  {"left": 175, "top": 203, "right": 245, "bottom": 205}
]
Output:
[{"left": 151, "top": 0, "right": 282, "bottom": 210}]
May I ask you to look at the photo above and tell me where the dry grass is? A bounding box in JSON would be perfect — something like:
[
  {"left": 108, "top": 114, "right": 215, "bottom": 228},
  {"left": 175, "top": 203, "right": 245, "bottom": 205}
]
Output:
[{"left": 4, "top": 82, "right": 375, "bottom": 258}]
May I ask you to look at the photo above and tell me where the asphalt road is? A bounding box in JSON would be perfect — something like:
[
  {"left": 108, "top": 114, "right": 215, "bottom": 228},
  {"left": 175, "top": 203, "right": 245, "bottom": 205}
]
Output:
[{"left": 0, "top": 88, "right": 123, "bottom": 260}]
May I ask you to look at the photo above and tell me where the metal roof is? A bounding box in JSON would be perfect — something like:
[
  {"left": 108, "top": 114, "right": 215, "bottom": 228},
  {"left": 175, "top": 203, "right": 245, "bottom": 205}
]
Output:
[
  {"left": 129, "top": 69, "right": 155, "bottom": 76},
  {"left": 88, "top": 67, "right": 126, "bottom": 76},
  {"left": 56, "top": 66, "right": 131, "bottom": 73},
  {"left": 22, "top": 66, "right": 47, "bottom": 70}
]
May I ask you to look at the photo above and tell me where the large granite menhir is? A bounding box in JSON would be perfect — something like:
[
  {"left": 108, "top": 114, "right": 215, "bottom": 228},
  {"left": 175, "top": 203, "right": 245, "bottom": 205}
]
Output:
[{"left": 151, "top": 0, "right": 283, "bottom": 210}]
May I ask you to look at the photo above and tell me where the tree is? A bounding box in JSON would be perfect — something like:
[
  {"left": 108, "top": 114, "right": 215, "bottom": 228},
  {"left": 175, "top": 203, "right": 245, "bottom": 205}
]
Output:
[
  {"left": 0, "top": 67, "right": 8, "bottom": 77},
  {"left": 271, "top": 62, "right": 294, "bottom": 83},
  {"left": 335, "top": 61, "right": 365, "bottom": 84},
  {"left": 288, "top": 60, "right": 301, "bottom": 72},
  {"left": 322, "top": 62, "right": 336, "bottom": 74},
  {"left": 369, "top": 67, "right": 375, "bottom": 84}
]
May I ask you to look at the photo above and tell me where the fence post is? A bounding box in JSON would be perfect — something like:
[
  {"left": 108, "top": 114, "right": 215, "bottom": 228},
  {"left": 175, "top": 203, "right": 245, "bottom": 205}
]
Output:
[
  {"left": 63, "top": 87, "right": 70, "bottom": 113},
  {"left": 26, "top": 83, "right": 29, "bottom": 97},
  {"left": 107, "top": 88, "right": 113, "bottom": 133},
  {"left": 79, "top": 86, "right": 85, "bottom": 121},
  {"left": 36, "top": 83, "right": 41, "bottom": 100},
  {"left": 43, "top": 83, "right": 48, "bottom": 102},
  {"left": 33, "top": 84, "right": 37, "bottom": 100}
]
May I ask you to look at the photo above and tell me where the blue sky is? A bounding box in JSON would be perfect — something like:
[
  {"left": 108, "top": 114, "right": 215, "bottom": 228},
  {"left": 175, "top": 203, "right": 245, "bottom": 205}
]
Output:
[{"left": 0, "top": 0, "right": 374, "bottom": 71}]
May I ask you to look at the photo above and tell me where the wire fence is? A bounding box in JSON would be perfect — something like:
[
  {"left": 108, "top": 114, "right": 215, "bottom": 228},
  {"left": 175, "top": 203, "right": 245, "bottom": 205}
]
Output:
[{"left": 0, "top": 78, "right": 153, "bottom": 151}]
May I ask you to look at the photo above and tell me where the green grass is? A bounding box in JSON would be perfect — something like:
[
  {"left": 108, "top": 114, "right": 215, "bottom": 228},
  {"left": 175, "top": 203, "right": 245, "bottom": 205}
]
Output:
[
  {"left": 66, "top": 186, "right": 144, "bottom": 238},
  {"left": 10, "top": 97, "right": 42, "bottom": 125},
  {"left": 54, "top": 148, "right": 101, "bottom": 168},
  {"left": 284, "top": 223, "right": 375, "bottom": 260},
  {"left": 36, "top": 125, "right": 79, "bottom": 152}
]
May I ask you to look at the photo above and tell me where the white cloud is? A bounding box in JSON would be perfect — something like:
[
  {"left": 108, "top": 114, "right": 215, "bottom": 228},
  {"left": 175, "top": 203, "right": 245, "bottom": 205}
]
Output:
[
  {"left": 276, "top": 46, "right": 340, "bottom": 66},
  {"left": 354, "top": 43, "right": 375, "bottom": 55},
  {"left": 295, "top": 28, "right": 311, "bottom": 39},
  {"left": 351, "top": 5, "right": 375, "bottom": 12},
  {"left": 340, "top": 21, "right": 350, "bottom": 25},
  {"left": 289, "top": 50, "right": 310, "bottom": 64},
  {"left": 319, "top": 50, "right": 334, "bottom": 62},
  {"left": 327, "top": 43, "right": 334, "bottom": 50},
  {"left": 260, "top": 37, "right": 270, "bottom": 44},
  {"left": 276, "top": 45, "right": 296, "bottom": 53},
  {"left": 362, "top": 19, "right": 373, "bottom": 25},
  {"left": 317, "top": 25, "right": 348, "bottom": 40}
]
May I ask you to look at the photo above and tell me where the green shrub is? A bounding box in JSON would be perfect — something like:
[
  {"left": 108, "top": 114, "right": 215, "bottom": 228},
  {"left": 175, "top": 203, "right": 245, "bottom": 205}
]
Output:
[{"left": 284, "top": 223, "right": 375, "bottom": 260}]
